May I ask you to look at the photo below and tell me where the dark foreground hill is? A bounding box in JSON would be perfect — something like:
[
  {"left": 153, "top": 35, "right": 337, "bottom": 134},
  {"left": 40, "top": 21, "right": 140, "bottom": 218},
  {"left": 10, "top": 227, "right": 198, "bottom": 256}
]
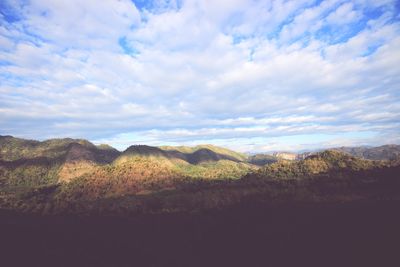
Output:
[{"left": 1, "top": 201, "right": 399, "bottom": 267}]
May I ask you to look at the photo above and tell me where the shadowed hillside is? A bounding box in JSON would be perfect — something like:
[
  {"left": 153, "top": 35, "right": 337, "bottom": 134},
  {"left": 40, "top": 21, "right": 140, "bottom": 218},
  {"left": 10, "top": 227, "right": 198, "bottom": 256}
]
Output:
[
  {"left": 0, "top": 136, "right": 121, "bottom": 187},
  {"left": 159, "top": 144, "right": 248, "bottom": 162}
]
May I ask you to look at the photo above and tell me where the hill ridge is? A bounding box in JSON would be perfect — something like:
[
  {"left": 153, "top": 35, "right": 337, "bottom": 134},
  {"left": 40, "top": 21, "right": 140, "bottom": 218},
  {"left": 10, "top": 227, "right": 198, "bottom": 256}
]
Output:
[{"left": 119, "top": 144, "right": 242, "bottom": 165}]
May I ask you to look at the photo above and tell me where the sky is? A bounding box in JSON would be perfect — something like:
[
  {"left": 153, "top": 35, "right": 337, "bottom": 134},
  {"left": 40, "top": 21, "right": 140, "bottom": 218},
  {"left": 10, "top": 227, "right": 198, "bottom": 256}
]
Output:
[{"left": 0, "top": 0, "right": 399, "bottom": 152}]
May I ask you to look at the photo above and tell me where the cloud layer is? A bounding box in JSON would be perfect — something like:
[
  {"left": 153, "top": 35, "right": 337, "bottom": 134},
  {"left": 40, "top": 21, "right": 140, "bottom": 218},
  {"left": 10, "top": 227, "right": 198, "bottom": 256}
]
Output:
[{"left": 1, "top": 0, "right": 399, "bottom": 152}]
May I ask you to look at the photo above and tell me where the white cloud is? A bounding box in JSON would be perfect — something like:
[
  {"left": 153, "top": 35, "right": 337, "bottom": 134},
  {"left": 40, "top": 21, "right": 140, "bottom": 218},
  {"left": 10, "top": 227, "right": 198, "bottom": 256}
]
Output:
[
  {"left": 22, "top": 0, "right": 141, "bottom": 49},
  {"left": 326, "top": 2, "right": 360, "bottom": 25},
  {"left": 0, "top": 0, "right": 399, "bottom": 151}
]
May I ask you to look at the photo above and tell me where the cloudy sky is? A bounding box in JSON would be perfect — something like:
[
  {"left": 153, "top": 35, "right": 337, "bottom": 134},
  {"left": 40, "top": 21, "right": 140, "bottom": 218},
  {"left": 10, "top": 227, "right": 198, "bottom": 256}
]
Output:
[{"left": 0, "top": 0, "right": 399, "bottom": 152}]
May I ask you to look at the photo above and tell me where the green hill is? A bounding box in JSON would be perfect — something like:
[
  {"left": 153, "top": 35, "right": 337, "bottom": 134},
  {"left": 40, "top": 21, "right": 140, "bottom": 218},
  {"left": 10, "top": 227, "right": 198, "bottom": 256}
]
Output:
[
  {"left": 118, "top": 144, "right": 246, "bottom": 164},
  {"left": 60, "top": 144, "right": 255, "bottom": 200},
  {"left": 0, "top": 137, "right": 254, "bottom": 200}
]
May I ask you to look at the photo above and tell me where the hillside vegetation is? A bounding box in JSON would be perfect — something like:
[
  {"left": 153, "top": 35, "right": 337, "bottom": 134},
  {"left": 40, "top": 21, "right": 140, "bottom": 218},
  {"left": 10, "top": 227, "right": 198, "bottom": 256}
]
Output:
[
  {"left": 0, "top": 136, "right": 254, "bottom": 192},
  {"left": 248, "top": 150, "right": 392, "bottom": 180},
  {"left": 247, "top": 153, "right": 278, "bottom": 165},
  {"left": 0, "top": 136, "right": 120, "bottom": 187},
  {"left": 0, "top": 136, "right": 398, "bottom": 215}
]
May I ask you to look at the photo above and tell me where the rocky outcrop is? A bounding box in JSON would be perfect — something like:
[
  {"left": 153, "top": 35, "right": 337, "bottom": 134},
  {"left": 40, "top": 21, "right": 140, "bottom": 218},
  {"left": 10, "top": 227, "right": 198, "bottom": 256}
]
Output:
[{"left": 273, "top": 152, "right": 297, "bottom": 161}]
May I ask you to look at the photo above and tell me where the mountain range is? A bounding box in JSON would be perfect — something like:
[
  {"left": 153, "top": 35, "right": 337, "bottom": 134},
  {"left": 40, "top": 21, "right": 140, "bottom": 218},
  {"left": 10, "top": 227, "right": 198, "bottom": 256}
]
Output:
[
  {"left": 251, "top": 144, "right": 400, "bottom": 162},
  {"left": 0, "top": 135, "right": 255, "bottom": 189},
  {"left": 332, "top": 145, "right": 400, "bottom": 160},
  {"left": 1, "top": 135, "right": 399, "bottom": 214},
  {"left": 1, "top": 135, "right": 399, "bottom": 189}
]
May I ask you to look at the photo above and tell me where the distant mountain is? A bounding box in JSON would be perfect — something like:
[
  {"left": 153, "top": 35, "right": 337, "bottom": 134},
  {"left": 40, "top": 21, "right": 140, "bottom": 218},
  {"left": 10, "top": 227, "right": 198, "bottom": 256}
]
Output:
[
  {"left": 118, "top": 144, "right": 245, "bottom": 165},
  {"left": 332, "top": 145, "right": 400, "bottom": 160},
  {"left": 159, "top": 144, "right": 248, "bottom": 162},
  {"left": 246, "top": 150, "right": 395, "bottom": 180},
  {"left": 255, "top": 145, "right": 400, "bottom": 162},
  {"left": 247, "top": 154, "right": 278, "bottom": 166},
  {"left": 247, "top": 151, "right": 314, "bottom": 164},
  {"left": 272, "top": 152, "right": 297, "bottom": 160},
  {"left": 248, "top": 151, "right": 315, "bottom": 163}
]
